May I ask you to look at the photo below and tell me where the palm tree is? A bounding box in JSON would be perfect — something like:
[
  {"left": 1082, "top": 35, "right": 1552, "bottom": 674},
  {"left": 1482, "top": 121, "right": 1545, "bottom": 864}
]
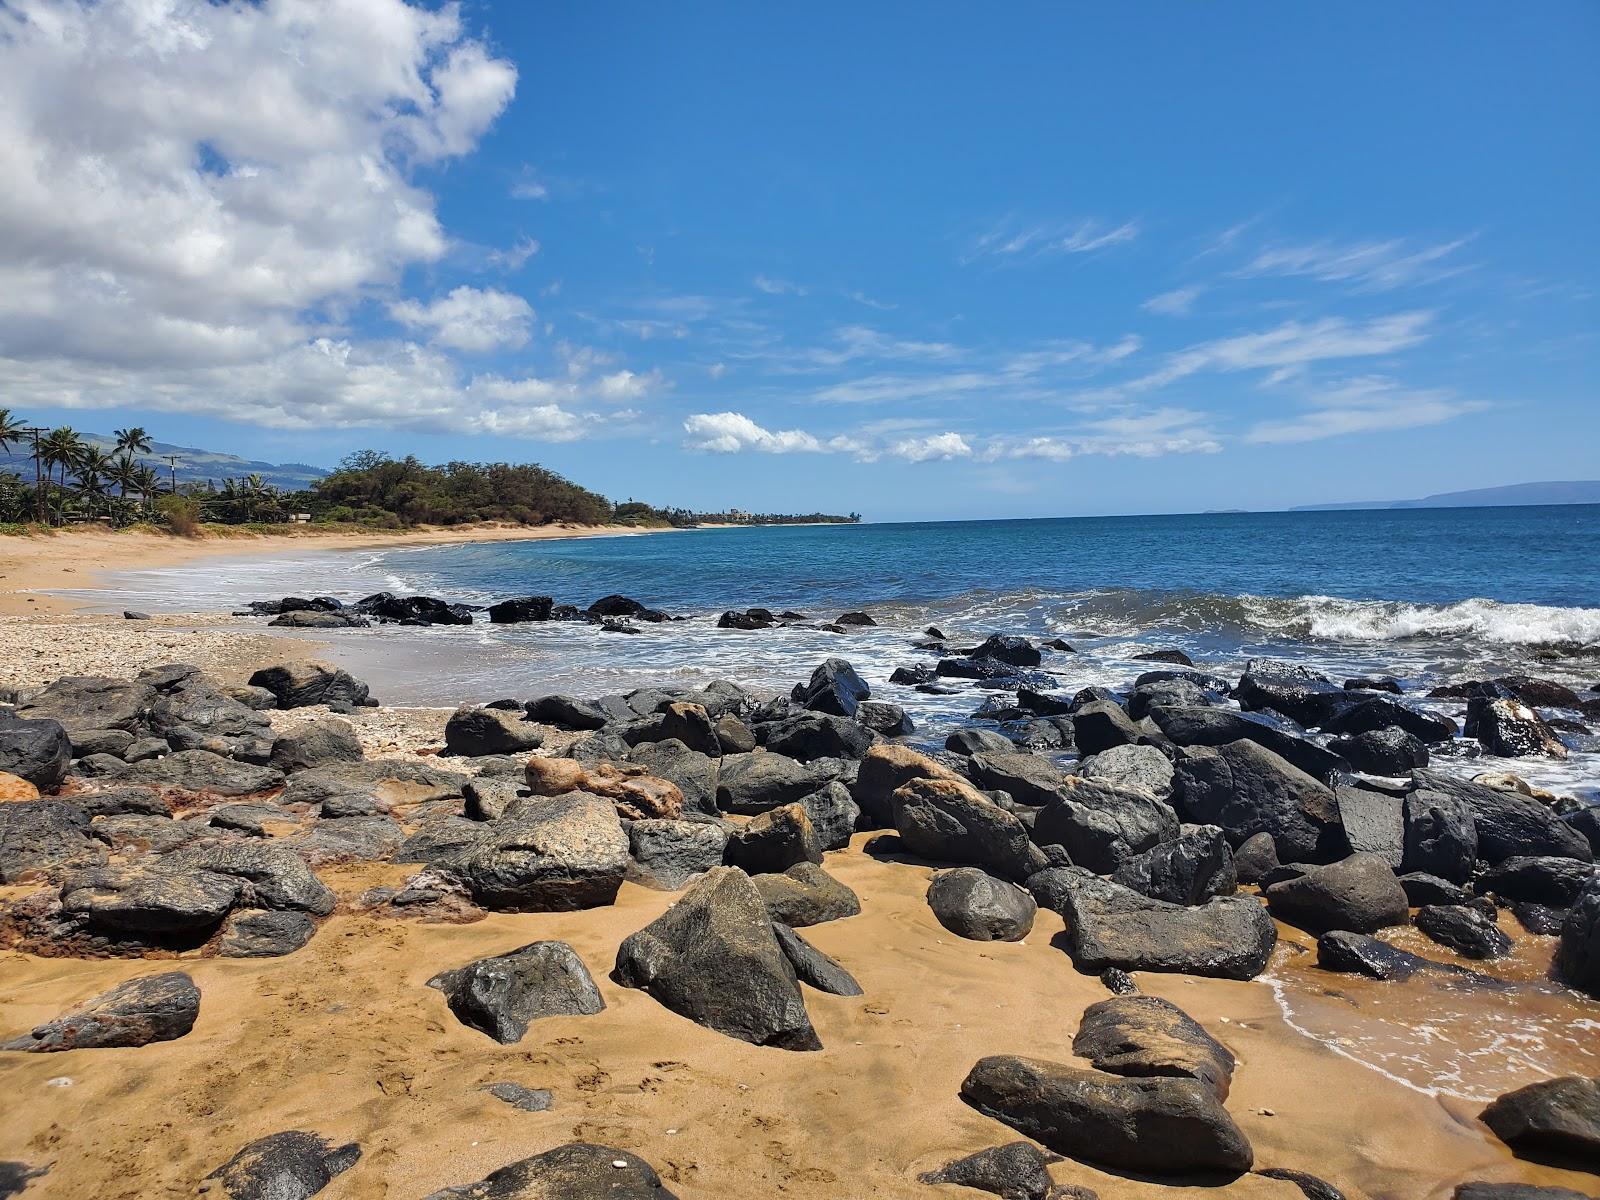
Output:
[
  {"left": 74, "top": 447, "right": 114, "bottom": 517},
  {"left": 0, "top": 408, "right": 24, "bottom": 454},
  {"left": 133, "top": 464, "right": 162, "bottom": 505},
  {"left": 39, "top": 428, "right": 85, "bottom": 517},
  {"left": 113, "top": 426, "right": 153, "bottom": 456},
  {"left": 108, "top": 453, "right": 141, "bottom": 499}
]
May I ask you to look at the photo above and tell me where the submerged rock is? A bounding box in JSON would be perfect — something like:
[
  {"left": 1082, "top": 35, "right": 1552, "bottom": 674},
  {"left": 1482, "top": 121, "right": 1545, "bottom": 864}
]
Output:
[{"left": 1415, "top": 904, "right": 1512, "bottom": 960}]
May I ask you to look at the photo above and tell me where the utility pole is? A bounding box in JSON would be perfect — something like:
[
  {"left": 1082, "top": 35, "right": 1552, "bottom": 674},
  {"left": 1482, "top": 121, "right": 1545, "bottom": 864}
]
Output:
[
  {"left": 22, "top": 427, "right": 47, "bottom": 523},
  {"left": 164, "top": 454, "right": 180, "bottom": 495}
]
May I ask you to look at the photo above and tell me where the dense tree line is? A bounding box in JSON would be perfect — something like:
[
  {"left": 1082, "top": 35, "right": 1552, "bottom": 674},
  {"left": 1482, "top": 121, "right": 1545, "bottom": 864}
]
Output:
[{"left": 0, "top": 412, "right": 860, "bottom": 532}]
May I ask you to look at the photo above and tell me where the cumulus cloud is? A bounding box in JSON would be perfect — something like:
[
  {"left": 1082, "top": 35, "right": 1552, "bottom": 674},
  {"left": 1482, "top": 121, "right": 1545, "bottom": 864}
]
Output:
[
  {"left": 887, "top": 432, "right": 973, "bottom": 462},
  {"left": 682, "top": 412, "right": 825, "bottom": 454},
  {"left": 390, "top": 287, "right": 534, "bottom": 352}
]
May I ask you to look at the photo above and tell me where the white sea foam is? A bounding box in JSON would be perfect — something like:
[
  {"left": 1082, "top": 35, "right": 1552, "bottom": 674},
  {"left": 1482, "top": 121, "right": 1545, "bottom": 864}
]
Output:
[{"left": 1297, "top": 595, "right": 1600, "bottom": 648}]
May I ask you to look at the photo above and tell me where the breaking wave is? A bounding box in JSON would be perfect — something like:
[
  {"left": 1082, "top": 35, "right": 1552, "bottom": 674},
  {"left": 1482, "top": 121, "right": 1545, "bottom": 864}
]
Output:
[{"left": 1036, "top": 589, "right": 1600, "bottom": 651}]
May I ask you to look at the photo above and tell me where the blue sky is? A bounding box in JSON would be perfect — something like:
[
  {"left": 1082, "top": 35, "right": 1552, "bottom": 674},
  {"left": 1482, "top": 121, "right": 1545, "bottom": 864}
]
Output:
[{"left": 1, "top": 1, "right": 1595, "bottom": 520}]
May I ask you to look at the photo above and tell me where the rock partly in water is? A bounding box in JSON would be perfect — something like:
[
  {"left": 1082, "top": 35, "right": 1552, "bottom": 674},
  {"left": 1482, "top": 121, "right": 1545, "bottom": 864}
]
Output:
[
  {"left": 1265, "top": 853, "right": 1409, "bottom": 936},
  {"left": 1479, "top": 1075, "right": 1600, "bottom": 1164},
  {"left": 1556, "top": 877, "right": 1600, "bottom": 998},
  {"left": 1415, "top": 904, "right": 1513, "bottom": 960}
]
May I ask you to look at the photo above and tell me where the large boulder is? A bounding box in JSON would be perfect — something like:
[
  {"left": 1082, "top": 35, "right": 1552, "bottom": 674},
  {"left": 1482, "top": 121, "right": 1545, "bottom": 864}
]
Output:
[
  {"left": 218, "top": 910, "right": 317, "bottom": 958},
  {"left": 0, "top": 800, "right": 99, "bottom": 882},
  {"left": 247, "top": 661, "right": 372, "bottom": 709},
  {"left": 60, "top": 863, "right": 240, "bottom": 935},
  {"left": 1040, "top": 868, "right": 1276, "bottom": 980},
  {"left": 723, "top": 804, "right": 823, "bottom": 875},
  {"left": 927, "top": 868, "right": 1037, "bottom": 942},
  {"left": 526, "top": 693, "right": 609, "bottom": 730},
  {"left": 203, "top": 1131, "right": 361, "bottom": 1200},
  {"left": 146, "top": 677, "right": 274, "bottom": 759},
  {"left": 123, "top": 750, "right": 283, "bottom": 797},
  {"left": 791, "top": 657, "right": 869, "bottom": 717},
  {"left": 0, "top": 715, "right": 71, "bottom": 790},
  {"left": 1415, "top": 904, "right": 1512, "bottom": 960},
  {"left": 761, "top": 712, "right": 874, "bottom": 762},
  {"left": 1071, "top": 701, "right": 1143, "bottom": 756},
  {"left": 1146, "top": 706, "right": 1346, "bottom": 783},
  {"left": 1335, "top": 785, "right": 1406, "bottom": 868},
  {"left": 1480, "top": 1076, "right": 1600, "bottom": 1164},
  {"left": 1264, "top": 854, "right": 1409, "bottom": 935},
  {"left": 1078, "top": 743, "right": 1175, "bottom": 799},
  {"left": 1110, "top": 825, "right": 1237, "bottom": 906},
  {"left": 627, "top": 819, "right": 727, "bottom": 890},
  {"left": 717, "top": 751, "right": 840, "bottom": 815},
  {"left": 268, "top": 719, "right": 364, "bottom": 772},
  {"left": 428, "top": 941, "right": 605, "bottom": 1044},
  {"left": 892, "top": 776, "right": 1035, "bottom": 882},
  {"left": 1479, "top": 856, "right": 1598, "bottom": 908},
  {"left": 1, "top": 972, "right": 199, "bottom": 1051},
  {"left": 751, "top": 862, "right": 860, "bottom": 927},
  {"left": 1072, "top": 994, "right": 1235, "bottom": 1099},
  {"left": 1329, "top": 728, "right": 1428, "bottom": 777},
  {"left": 160, "top": 842, "right": 335, "bottom": 914},
  {"left": 1031, "top": 779, "right": 1180, "bottom": 874},
  {"left": 451, "top": 793, "right": 627, "bottom": 912},
  {"left": 853, "top": 743, "right": 966, "bottom": 827},
  {"left": 487, "top": 595, "right": 553, "bottom": 623},
  {"left": 1325, "top": 696, "right": 1457, "bottom": 744},
  {"left": 970, "top": 750, "right": 1073, "bottom": 808},
  {"left": 613, "top": 867, "right": 821, "bottom": 1050},
  {"left": 422, "top": 1144, "right": 676, "bottom": 1200},
  {"left": 1234, "top": 660, "right": 1349, "bottom": 728},
  {"left": 1402, "top": 784, "right": 1479, "bottom": 883},
  {"left": 1557, "top": 877, "right": 1600, "bottom": 998},
  {"left": 1414, "top": 771, "right": 1591, "bottom": 865},
  {"left": 445, "top": 706, "right": 543, "bottom": 757},
  {"left": 16, "top": 676, "right": 155, "bottom": 733},
  {"left": 1175, "top": 740, "right": 1345, "bottom": 863},
  {"left": 1467, "top": 696, "right": 1568, "bottom": 759},
  {"left": 280, "top": 758, "right": 466, "bottom": 811},
  {"left": 959, "top": 1054, "right": 1253, "bottom": 1174}
]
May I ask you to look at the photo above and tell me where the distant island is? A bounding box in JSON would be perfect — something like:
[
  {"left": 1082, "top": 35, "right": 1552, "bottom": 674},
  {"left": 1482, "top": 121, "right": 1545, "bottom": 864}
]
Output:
[{"left": 1292, "top": 480, "right": 1600, "bottom": 512}]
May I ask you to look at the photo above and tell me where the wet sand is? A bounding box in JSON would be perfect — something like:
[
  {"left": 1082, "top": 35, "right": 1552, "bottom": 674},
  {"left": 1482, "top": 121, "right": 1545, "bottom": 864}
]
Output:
[{"left": 2, "top": 840, "right": 1596, "bottom": 1200}]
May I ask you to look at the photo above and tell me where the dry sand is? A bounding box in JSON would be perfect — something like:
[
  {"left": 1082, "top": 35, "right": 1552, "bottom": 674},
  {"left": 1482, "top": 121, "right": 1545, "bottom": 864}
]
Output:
[{"left": 2, "top": 843, "right": 1595, "bottom": 1200}]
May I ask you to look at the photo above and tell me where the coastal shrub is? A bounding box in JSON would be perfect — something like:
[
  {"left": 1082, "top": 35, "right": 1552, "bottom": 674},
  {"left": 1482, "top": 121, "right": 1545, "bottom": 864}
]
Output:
[{"left": 156, "top": 494, "right": 203, "bottom": 537}]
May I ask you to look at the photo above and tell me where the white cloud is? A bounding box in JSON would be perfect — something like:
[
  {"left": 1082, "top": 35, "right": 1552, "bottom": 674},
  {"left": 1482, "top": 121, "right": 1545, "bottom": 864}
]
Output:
[
  {"left": 965, "top": 217, "right": 1140, "bottom": 264},
  {"left": 1143, "top": 285, "right": 1204, "bottom": 316},
  {"left": 1239, "top": 237, "right": 1472, "bottom": 292},
  {"left": 683, "top": 412, "right": 825, "bottom": 454},
  {"left": 510, "top": 165, "right": 549, "bottom": 200},
  {"left": 389, "top": 286, "right": 533, "bottom": 352},
  {"left": 844, "top": 290, "right": 896, "bottom": 310},
  {"left": 487, "top": 235, "right": 540, "bottom": 272},
  {"left": 754, "top": 275, "right": 806, "bottom": 296},
  {"left": 888, "top": 433, "right": 972, "bottom": 462},
  {"left": 1131, "top": 311, "right": 1434, "bottom": 391},
  {"left": 1244, "top": 377, "right": 1480, "bottom": 444}
]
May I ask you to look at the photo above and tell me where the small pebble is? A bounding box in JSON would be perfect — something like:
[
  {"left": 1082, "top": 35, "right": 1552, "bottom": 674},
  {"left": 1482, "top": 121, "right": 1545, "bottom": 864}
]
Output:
[{"left": 612, "top": 1160, "right": 628, "bottom": 1169}]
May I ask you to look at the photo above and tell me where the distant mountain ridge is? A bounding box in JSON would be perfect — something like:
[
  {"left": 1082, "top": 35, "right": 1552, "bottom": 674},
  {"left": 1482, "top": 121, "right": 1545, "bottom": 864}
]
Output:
[
  {"left": 1292, "top": 480, "right": 1600, "bottom": 512},
  {"left": 1, "top": 432, "right": 328, "bottom": 492}
]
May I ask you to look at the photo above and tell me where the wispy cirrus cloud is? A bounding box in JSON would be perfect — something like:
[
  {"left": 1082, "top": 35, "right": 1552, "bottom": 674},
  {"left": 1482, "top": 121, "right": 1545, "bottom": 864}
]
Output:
[
  {"left": 1244, "top": 376, "right": 1481, "bottom": 444},
  {"left": 1237, "top": 236, "right": 1474, "bottom": 292},
  {"left": 754, "top": 274, "right": 807, "bottom": 296},
  {"left": 963, "top": 216, "right": 1140, "bottom": 264},
  {"left": 1142, "top": 284, "right": 1204, "bottom": 317}
]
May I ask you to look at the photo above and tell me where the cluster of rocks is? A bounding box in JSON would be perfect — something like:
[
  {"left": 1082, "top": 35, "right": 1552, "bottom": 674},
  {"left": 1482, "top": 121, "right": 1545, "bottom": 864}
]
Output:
[{"left": 3, "top": 627, "right": 1599, "bottom": 1196}]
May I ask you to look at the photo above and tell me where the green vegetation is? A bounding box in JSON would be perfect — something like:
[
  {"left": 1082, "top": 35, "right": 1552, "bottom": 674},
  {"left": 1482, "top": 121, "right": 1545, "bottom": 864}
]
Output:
[{"left": 0, "top": 410, "right": 861, "bottom": 533}]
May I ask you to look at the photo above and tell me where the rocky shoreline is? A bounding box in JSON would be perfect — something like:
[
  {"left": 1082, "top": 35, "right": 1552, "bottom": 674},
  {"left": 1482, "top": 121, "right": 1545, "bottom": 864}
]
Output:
[{"left": 1, "top": 593, "right": 1598, "bottom": 1198}]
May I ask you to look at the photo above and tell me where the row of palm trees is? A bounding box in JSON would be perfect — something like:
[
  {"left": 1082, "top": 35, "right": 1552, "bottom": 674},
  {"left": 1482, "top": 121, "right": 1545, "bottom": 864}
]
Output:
[{"left": 1, "top": 410, "right": 166, "bottom": 524}]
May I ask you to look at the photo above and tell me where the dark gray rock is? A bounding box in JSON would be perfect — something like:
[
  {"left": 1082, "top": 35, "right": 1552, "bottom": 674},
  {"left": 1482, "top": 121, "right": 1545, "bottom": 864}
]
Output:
[
  {"left": 751, "top": 861, "right": 860, "bottom": 927},
  {"left": 90, "top": 812, "right": 203, "bottom": 854},
  {"left": 1077, "top": 744, "right": 1175, "bottom": 799},
  {"left": 0, "top": 716, "right": 71, "bottom": 789},
  {"left": 959, "top": 1054, "right": 1253, "bottom": 1173},
  {"left": 122, "top": 737, "right": 170, "bottom": 763},
  {"left": 1071, "top": 701, "right": 1143, "bottom": 756},
  {"left": 422, "top": 1144, "right": 676, "bottom": 1200},
  {"left": 218, "top": 910, "right": 317, "bottom": 958},
  {"left": 1479, "top": 856, "right": 1597, "bottom": 907},
  {"left": 1233, "top": 832, "right": 1279, "bottom": 885},
  {"left": 1480, "top": 1075, "right": 1600, "bottom": 1163},
  {"left": 1329, "top": 728, "right": 1428, "bottom": 776},
  {"left": 1041, "top": 868, "right": 1277, "bottom": 980},
  {"left": 1325, "top": 696, "right": 1457, "bottom": 743},
  {"left": 797, "top": 780, "right": 860, "bottom": 851},
  {"left": 1235, "top": 660, "right": 1349, "bottom": 728},
  {"left": 946, "top": 728, "right": 1017, "bottom": 757},
  {"left": 268, "top": 720, "right": 364, "bottom": 772},
  {"left": 917, "top": 1142, "right": 1066, "bottom": 1200},
  {"left": 1400, "top": 872, "right": 1474, "bottom": 907},
  {"left": 526, "top": 694, "right": 609, "bottom": 730},
  {"left": 762, "top": 712, "right": 874, "bottom": 762},
  {"left": 247, "top": 661, "right": 372, "bottom": 709},
  {"left": 724, "top": 803, "right": 823, "bottom": 875},
  {"left": 772, "top": 922, "right": 862, "bottom": 996},
  {"left": 1336, "top": 785, "right": 1406, "bottom": 868},
  {"left": 1175, "top": 740, "right": 1345, "bottom": 863},
  {"left": 463, "top": 775, "right": 526, "bottom": 822},
  {"left": 1316, "top": 931, "right": 1433, "bottom": 981},
  {"left": 279, "top": 758, "right": 467, "bottom": 809},
  {"left": 1072, "top": 994, "right": 1235, "bottom": 1099},
  {"left": 1255, "top": 1168, "right": 1348, "bottom": 1199},
  {"left": 791, "top": 657, "right": 870, "bottom": 717},
  {"left": 613, "top": 866, "right": 820, "bottom": 1050},
  {"left": 1264, "top": 854, "right": 1409, "bottom": 935},
  {"left": 1402, "top": 784, "right": 1479, "bottom": 882},
  {"left": 970, "top": 751, "right": 1073, "bottom": 808},
  {"left": 451, "top": 792, "right": 627, "bottom": 912},
  {"left": 60, "top": 863, "right": 239, "bottom": 934},
  {"left": 483, "top": 1082, "right": 554, "bottom": 1112},
  {"left": 1415, "top": 904, "right": 1512, "bottom": 960},
  {"left": 16, "top": 676, "right": 154, "bottom": 733},
  {"left": 1, "top": 971, "right": 198, "bottom": 1051},
  {"left": 268, "top": 609, "right": 370, "bottom": 628},
  {"left": 429, "top": 940, "right": 605, "bottom": 1044},
  {"left": 161, "top": 842, "right": 334, "bottom": 914},
  {"left": 396, "top": 815, "right": 485, "bottom": 868},
  {"left": 487, "top": 595, "right": 554, "bottom": 624},
  {"left": 856, "top": 700, "right": 913, "bottom": 737},
  {"left": 1513, "top": 902, "right": 1570, "bottom": 936},
  {"left": 203, "top": 1130, "right": 361, "bottom": 1200},
  {"left": 123, "top": 750, "right": 283, "bottom": 796},
  {"left": 290, "top": 814, "right": 405, "bottom": 862},
  {"left": 1415, "top": 770, "right": 1591, "bottom": 865},
  {"left": 892, "top": 776, "right": 1035, "bottom": 882},
  {"left": 928, "top": 868, "right": 1037, "bottom": 941},
  {"left": 0, "top": 799, "right": 99, "bottom": 882},
  {"left": 1452, "top": 1184, "right": 1594, "bottom": 1200},
  {"left": 70, "top": 728, "right": 135, "bottom": 758},
  {"left": 1557, "top": 877, "right": 1600, "bottom": 998},
  {"left": 1147, "top": 706, "right": 1346, "bottom": 783},
  {"left": 627, "top": 819, "right": 726, "bottom": 889},
  {"left": 1467, "top": 696, "right": 1568, "bottom": 759},
  {"left": 0, "top": 1162, "right": 46, "bottom": 1197},
  {"left": 713, "top": 713, "right": 756, "bottom": 754},
  {"left": 717, "top": 751, "right": 838, "bottom": 814},
  {"left": 1110, "top": 825, "right": 1237, "bottom": 906},
  {"left": 1031, "top": 780, "right": 1180, "bottom": 875},
  {"left": 445, "top": 706, "right": 543, "bottom": 757}
]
